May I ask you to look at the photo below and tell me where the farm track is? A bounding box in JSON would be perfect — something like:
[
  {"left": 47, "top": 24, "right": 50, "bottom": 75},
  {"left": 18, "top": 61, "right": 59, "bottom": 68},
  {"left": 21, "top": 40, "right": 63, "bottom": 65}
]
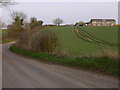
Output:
[
  {"left": 77, "top": 27, "right": 119, "bottom": 46},
  {"left": 72, "top": 27, "right": 93, "bottom": 43},
  {"left": 72, "top": 26, "right": 119, "bottom": 47}
]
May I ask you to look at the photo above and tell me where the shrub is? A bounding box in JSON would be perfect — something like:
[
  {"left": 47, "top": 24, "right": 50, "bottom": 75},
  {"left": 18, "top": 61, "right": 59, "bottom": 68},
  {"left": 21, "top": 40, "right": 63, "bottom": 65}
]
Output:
[
  {"left": 55, "top": 48, "right": 69, "bottom": 58},
  {"left": 16, "top": 30, "right": 31, "bottom": 50},
  {"left": 31, "top": 31, "right": 59, "bottom": 53}
]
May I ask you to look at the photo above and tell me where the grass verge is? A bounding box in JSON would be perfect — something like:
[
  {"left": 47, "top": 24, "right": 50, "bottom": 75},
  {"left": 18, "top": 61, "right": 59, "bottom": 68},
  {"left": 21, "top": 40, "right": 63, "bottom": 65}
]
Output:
[
  {"left": 0, "top": 39, "right": 16, "bottom": 44},
  {"left": 9, "top": 44, "right": 119, "bottom": 76}
]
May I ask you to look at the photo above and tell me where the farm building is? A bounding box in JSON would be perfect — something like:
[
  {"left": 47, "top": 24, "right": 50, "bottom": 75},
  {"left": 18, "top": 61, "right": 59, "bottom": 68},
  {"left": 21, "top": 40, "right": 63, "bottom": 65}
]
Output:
[
  {"left": 75, "top": 21, "right": 86, "bottom": 26},
  {"left": 90, "top": 19, "right": 116, "bottom": 26}
]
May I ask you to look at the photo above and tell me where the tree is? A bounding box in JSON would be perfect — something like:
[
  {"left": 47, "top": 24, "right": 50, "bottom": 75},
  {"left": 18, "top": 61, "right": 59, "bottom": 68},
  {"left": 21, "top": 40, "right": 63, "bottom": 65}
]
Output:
[
  {"left": 0, "top": 0, "right": 15, "bottom": 7},
  {"left": 38, "top": 20, "right": 43, "bottom": 26},
  {"left": 53, "top": 18, "right": 63, "bottom": 26},
  {"left": 30, "top": 17, "right": 37, "bottom": 23},
  {"left": 30, "top": 17, "right": 43, "bottom": 30},
  {"left": 11, "top": 11, "right": 27, "bottom": 25},
  {"left": 8, "top": 11, "right": 27, "bottom": 38}
]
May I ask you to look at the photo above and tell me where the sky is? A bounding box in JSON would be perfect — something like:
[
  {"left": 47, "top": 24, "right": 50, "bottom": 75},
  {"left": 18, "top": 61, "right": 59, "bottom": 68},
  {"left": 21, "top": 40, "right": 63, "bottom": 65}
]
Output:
[
  {"left": 14, "top": 0, "right": 120, "bottom": 2},
  {"left": 1, "top": 0, "right": 119, "bottom": 25}
]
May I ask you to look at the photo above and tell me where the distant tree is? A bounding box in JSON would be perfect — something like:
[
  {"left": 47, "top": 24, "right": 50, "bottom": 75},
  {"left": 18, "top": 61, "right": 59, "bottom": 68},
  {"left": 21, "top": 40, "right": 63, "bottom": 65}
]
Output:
[
  {"left": 53, "top": 18, "right": 63, "bottom": 26},
  {"left": 0, "top": 0, "right": 15, "bottom": 7},
  {"left": 30, "top": 17, "right": 43, "bottom": 30},
  {"left": 30, "top": 17, "right": 37, "bottom": 23},
  {"left": 30, "top": 17, "right": 37, "bottom": 29},
  {"left": 38, "top": 20, "right": 43, "bottom": 26}
]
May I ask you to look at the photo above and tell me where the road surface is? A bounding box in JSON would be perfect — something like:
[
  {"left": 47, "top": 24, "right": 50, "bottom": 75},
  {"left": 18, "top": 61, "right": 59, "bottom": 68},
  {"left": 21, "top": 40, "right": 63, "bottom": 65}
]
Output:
[{"left": 2, "top": 43, "right": 118, "bottom": 88}]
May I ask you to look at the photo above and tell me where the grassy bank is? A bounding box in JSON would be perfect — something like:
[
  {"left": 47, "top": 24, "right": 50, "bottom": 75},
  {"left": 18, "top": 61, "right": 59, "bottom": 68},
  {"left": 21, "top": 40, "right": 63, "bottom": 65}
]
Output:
[{"left": 9, "top": 44, "right": 119, "bottom": 76}]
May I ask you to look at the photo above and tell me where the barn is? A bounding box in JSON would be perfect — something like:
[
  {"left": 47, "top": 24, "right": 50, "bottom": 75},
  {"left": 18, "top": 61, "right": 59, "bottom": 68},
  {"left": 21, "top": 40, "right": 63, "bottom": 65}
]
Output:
[{"left": 90, "top": 19, "right": 116, "bottom": 26}]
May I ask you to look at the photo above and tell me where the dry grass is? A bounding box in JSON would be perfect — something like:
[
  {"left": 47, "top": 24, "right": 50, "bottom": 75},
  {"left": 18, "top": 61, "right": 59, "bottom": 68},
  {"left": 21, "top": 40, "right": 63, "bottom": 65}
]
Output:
[
  {"left": 101, "top": 48, "right": 118, "bottom": 60},
  {"left": 55, "top": 48, "right": 69, "bottom": 58},
  {"left": 89, "top": 47, "right": 119, "bottom": 60}
]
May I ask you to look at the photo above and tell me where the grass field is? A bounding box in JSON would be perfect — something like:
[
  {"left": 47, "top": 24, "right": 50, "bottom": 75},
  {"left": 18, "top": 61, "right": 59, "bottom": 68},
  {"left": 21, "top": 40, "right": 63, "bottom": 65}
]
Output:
[{"left": 42, "top": 26, "right": 118, "bottom": 57}]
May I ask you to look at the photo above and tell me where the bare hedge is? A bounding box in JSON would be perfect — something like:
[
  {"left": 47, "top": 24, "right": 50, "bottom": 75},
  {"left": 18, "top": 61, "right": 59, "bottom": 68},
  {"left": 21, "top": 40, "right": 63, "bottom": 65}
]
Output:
[{"left": 31, "top": 31, "right": 59, "bottom": 53}]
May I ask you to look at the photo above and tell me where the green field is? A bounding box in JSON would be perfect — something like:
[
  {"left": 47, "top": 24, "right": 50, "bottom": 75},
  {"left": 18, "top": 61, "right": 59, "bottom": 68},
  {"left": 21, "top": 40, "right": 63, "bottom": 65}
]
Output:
[{"left": 42, "top": 26, "right": 118, "bottom": 57}]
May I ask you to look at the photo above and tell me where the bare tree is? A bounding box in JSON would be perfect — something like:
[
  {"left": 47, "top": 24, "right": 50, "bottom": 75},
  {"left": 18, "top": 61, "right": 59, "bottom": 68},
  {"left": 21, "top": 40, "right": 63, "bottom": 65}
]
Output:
[
  {"left": 30, "top": 17, "right": 37, "bottom": 23},
  {"left": 11, "top": 11, "right": 27, "bottom": 25},
  {"left": 0, "top": 0, "right": 15, "bottom": 7},
  {"left": 53, "top": 18, "right": 63, "bottom": 26},
  {"left": 8, "top": 11, "right": 27, "bottom": 38}
]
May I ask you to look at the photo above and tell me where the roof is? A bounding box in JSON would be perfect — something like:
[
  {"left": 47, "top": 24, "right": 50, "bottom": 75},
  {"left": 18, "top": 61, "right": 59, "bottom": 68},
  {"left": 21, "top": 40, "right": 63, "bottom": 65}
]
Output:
[
  {"left": 91, "top": 19, "right": 116, "bottom": 21},
  {"left": 76, "top": 21, "right": 86, "bottom": 24}
]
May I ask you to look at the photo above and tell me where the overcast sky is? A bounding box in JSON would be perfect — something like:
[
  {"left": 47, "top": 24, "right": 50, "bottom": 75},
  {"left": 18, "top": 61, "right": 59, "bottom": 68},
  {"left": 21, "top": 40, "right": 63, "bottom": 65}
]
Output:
[{"left": 1, "top": 0, "right": 119, "bottom": 25}]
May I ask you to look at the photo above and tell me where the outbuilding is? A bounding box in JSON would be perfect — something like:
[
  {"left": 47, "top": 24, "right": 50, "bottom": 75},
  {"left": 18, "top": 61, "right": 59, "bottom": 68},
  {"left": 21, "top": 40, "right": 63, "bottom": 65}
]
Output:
[{"left": 90, "top": 19, "right": 116, "bottom": 26}]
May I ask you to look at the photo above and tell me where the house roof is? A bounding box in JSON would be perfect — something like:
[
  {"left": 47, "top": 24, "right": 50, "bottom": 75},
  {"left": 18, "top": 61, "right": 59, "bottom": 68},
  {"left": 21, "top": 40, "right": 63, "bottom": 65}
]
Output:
[{"left": 90, "top": 19, "right": 116, "bottom": 21}]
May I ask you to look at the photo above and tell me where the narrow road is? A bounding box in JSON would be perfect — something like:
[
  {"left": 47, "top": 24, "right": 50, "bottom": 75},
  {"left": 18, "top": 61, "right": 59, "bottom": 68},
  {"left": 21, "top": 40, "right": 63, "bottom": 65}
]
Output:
[{"left": 2, "top": 43, "right": 118, "bottom": 88}]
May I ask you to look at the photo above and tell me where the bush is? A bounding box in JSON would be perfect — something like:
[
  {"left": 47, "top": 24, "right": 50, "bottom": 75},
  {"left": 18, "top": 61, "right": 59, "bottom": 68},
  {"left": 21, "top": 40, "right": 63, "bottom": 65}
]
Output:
[
  {"left": 55, "top": 48, "right": 69, "bottom": 58},
  {"left": 31, "top": 31, "right": 59, "bottom": 53},
  {"left": 16, "top": 31, "right": 31, "bottom": 50}
]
